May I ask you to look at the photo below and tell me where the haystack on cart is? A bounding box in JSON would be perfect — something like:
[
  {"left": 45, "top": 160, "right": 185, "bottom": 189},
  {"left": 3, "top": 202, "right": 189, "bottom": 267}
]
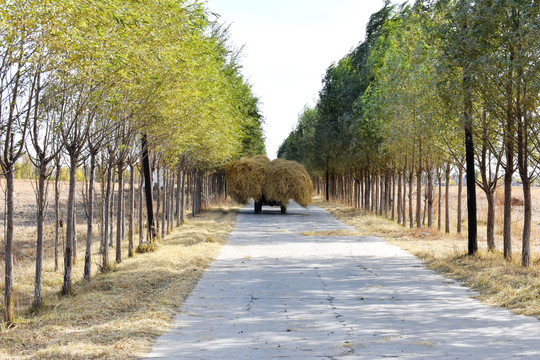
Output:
[{"left": 225, "top": 156, "right": 312, "bottom": 214}]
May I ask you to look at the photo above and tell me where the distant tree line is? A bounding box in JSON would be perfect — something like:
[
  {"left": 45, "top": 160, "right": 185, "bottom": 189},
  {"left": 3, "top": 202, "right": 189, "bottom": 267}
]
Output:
[
  {"left": 279, "top": 0, "right": 539, "bottom": 265},
  {"left": 0, "top": 0, "right": 265, "bottom": 326}
]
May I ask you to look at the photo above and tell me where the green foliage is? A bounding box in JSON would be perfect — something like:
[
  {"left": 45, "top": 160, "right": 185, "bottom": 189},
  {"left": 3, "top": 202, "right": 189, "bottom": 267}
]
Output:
[{"left": 280, "top": 0, "right": 540, "bottom": 187}]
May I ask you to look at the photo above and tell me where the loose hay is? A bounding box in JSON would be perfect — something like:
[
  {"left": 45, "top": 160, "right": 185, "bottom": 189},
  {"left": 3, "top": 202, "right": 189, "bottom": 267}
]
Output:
[
  {"left": 225, "top": 155, "right": 270, "bottom": 204},
  {"left": 301, "top": 230, "right": 363, "bottom": 237},
  {"left": 263, "top": 159, "right": 312, "bottom": 207}
]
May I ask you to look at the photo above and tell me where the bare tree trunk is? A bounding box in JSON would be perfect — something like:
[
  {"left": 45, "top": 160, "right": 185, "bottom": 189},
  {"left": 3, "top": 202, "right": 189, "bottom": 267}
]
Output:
[
  {"left": 464, "top": 75, "right": 478, "bottom": 255},
  {"left": 128, "top": 164, "right": 135, "bottom": 257},
  {"left": 397, "top": 170, "right": 402, "bottom": 224},
  {"left": 102, "top": 165, "right": 112, "bottom": 271},
  {"left": 437, "top": 168, "right": 442, "bottom": 230},
  {"left": 156, "top": 166, "right": 161, "bottom": 235},
  {"left": 522, "top": 179, "right": 531, "bottom": 267},
  {"left": 161, "top": 169, "right": 167, "bottom": 238},
  {"left": 517, "top": 103, "right": 530, "bottom": 267},
  {"left": 34, "top": 164, "right": 47, "bottom": 308},
  {"left": 3, "top": 164, "right": 15, "bottom": 324},
  {"left": 409, "top": 168, "right": 413, "bottom": 229},
  {"left": 503, "top": 57, "right": 514, "bottom": 261},
  {"left": 54, "top": 161, "right": 61, "bottom": 271},
  {"left": 138, "top": 169, "right": 144, "bottom": 245},
  {"left": 486, "top": 190, "right": 496, "bottom": 251},
  {"left": 445, "top": 163, "right": 450, "bottom": 233},
  {"left": 176, "top": 165, "right": 181, "bottom": 227},
  {"left": 426, "top": 163, "right": 433, "bottom": 227},
  {"left": 503, "top": 167, "right": 513, "bottom": 260},
  {"left": 84, "top": 152, "right": 96, "bottom": 280},
  {"left": 391, "top": 171, "right": 395, "bottom": 220},
  {"left": 457, "top": 166, "right": 463, "bottom": 234},
  {"left": 416, "top": 142, "right": 422, "bottom": 229},
  {"left": 109, "top": 174, "right": 115, "bottom": 247},
  {"left": 116, "top": 162, "right": 124, "bottom": 263},
  {"left": 379, "top": 175, "right": 384, "bottom": 216},
  {"left": 180, "top": 168, "right": 186, "bottom": 224},
  {"left": 371, "top": 173, "right": 376, "bottom": 212},
  {"left": 62, "top": 154, "right": 78, "bottom": 295},
  {"left": 167, "top": 170, "right": 173, "bottom": 234},
  {"left": 141, "top": 134, "right": 155, "bottom": 240},
  {"left": 72, "top": 207, "right": 77, "bottom": 264}
]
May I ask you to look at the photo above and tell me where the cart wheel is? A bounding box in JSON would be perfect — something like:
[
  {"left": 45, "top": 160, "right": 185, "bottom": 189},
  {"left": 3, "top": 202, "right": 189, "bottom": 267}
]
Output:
[
  {"left": 280, "top": 205, "right": 287, "bottom": 214},
  {"left": 255, "top": 202, "right": 262, "bottom": 213}
]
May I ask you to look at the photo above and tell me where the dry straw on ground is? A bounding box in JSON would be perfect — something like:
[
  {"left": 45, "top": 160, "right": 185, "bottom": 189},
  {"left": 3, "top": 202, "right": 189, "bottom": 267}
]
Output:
[
  {"left": 263, "top": 159, "right": 312, "bottom": 207},
  {"left": 226, "top": 156, "right": 312, "bottom": 207},
  {"left": 225, "top": 155, "right": 270, "bottom": 204},
  {"left": 315, "top": 197, "right": 540, "bottom": 320},
  {"left": 0, "top": 203, "right": 240, "bottom": 360}
]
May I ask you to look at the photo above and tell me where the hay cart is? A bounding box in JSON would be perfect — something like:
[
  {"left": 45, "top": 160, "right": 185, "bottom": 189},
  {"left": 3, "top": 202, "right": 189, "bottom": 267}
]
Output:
[
  {"left": 225, "top": 156, "right": 312, "bottom": 216},
  {"left": 254, "top": 195, "right": 286, "bottom": 214}
]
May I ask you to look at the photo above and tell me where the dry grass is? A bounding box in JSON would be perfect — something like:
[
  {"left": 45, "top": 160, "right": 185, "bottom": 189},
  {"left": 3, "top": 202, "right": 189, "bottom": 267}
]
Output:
[
  {"left": 0, "top": 203, "right": 240, "bottom": 359},
  {"left": 225, "top": 155, "right": 270, "bottom": 204},
  {"left": 263, "top": 159, "right": 312, "bottom": 207},
  {"left": 301, "top": 230, "right": 363, "bottom": 237},
  {"left": 315, "top": 197, "right": 540, "bottom": 320}
]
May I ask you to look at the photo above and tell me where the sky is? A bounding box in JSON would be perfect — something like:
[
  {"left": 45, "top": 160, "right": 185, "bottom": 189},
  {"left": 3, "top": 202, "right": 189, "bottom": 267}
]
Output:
[{"left": 204, "top": 0, "right": 389, "bottom": 159}]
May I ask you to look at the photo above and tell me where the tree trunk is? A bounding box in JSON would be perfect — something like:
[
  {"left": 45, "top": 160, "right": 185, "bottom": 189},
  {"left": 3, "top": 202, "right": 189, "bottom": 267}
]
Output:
[
  {"left": 416, "top": 147, "right": 422, "bottom": 228},
  {"left": 54, "top": 161, "right": 61, "bottom": 271},
  {"left": 34, "top": 164, "right": 47, "bottom": 308},
  {"left": 457, "top": 166, "right": 463, "bottom": 234},
  {"left": 522, "top": 178, "right": 531, "bottom": 267},
  {"left": 486, "top": 190, "right": 496, "bottom": 251},
  {"left": 102, "top": 164, "right": 112, "bottom": 271},
  {"left": 161, "top": 169, "right": 167, "bottom": 238},
  {"left": 72, "top": 207, "right": 77, "bottom": 264},
  {"left": 128, "top": 164, "right": 135, "bottom": 257},
  {"left": 325, "top": 168, "right": 329, "bottom": 202},
  {"left": 397, "top": 170, "right": 402, "bottom": 224},
  {"left": 116, "top": 162, "right": 124, "bottom": 263},
  {"left": 141, "top": 134, "right": 155, "bottom": 240},
  {"left": 465, "top": 126, "right": 477, "bottom": 255},
  {"left": 180, "top": 168, "right": 186, "bottom": 223},
  {"left": 176, "top": 165, "right": 181, "bottom": 227},
  {"left": 409, "top": 168, "right": 413, "bottom": 229},
  {"left": 437, "top": 169, "right": 442, "bottom": 230},
  {"left": 138, "top": 169, "right": 144, "bottom": 245},
  {"left": 3, "top": 164, "right": 15, "bottom": 324},
  {"left": 445, "top": 163, "right": 450, "bottom": 233},
  {"left": 517, "top": 102, "right": 530, "bottom": 267},
  {"left": 427, "top": 164, "right": 433, "bottom": 227},
  {"left": 391, "top": 171, "right": 395, "bottom": 220},
  {"left": 62, "top": 153, "right": 78, "bottom": 295},
  {"left": 379, "top": 175, "right": 384, "bottom": 216},
  {"left": 503, "top": 49, "right": 514, "bottom": 262},
  {"left": 464, "top": 69, "right": 478, "bottom": 255},
  {"left": 156, "top": 166, "right": 161, "bottom": 235},
  {"left": 84, "top": 152, "right": 96, "bottom": 280},
  {"left": 109, "top": 175, "right": 115, "bottom": 247}
]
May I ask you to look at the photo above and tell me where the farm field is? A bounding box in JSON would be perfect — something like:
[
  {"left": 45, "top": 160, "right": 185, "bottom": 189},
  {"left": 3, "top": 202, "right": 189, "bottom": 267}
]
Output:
[{"left": 0, "top": 179, "right": 240, "bottom": 359}]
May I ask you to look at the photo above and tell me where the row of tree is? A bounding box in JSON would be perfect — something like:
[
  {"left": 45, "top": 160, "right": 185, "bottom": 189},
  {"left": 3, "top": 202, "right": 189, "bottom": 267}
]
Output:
[
  {"left": 279, "top": 0, "right": 540, "bottom": 265},
  {"left": 1, "top": 0, "right": 265, "bottom": 326}
]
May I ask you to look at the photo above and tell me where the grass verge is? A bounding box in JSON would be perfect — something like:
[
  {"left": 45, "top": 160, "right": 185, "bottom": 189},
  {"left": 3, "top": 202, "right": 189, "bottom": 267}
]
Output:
[
  {"left": 314, "top": 198, "right": 540, "bottom": 319},
  {"left": 0, "top": 203, "right": 240, "bottom": 359}
]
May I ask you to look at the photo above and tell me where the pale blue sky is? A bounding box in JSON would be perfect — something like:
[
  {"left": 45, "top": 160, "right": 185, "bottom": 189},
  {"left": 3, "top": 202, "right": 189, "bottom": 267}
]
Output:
[{"left": 204, "top": 0, "right": 388, "bottom": 158}]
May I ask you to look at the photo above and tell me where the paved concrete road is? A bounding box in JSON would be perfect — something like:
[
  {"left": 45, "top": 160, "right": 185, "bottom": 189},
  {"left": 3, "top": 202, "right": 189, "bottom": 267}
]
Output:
[{"left": 146, "top": 203, "right": 540, "bottom": 359}]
